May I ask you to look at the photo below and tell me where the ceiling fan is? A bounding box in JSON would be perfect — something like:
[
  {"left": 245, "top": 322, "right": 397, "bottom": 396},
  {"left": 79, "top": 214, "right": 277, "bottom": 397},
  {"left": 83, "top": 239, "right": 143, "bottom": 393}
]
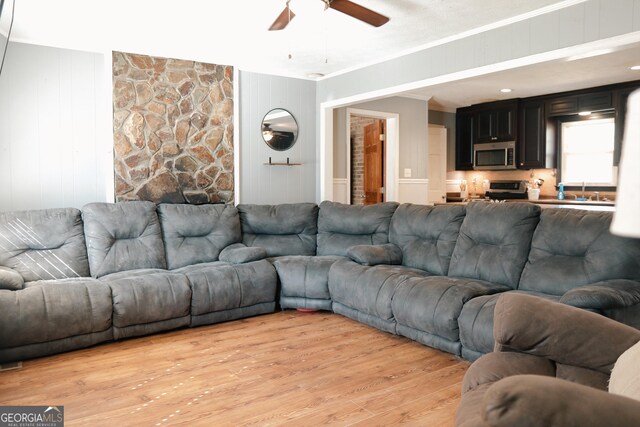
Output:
[{"left": 269, "top": 0, "right": 389, "bottom": 31}]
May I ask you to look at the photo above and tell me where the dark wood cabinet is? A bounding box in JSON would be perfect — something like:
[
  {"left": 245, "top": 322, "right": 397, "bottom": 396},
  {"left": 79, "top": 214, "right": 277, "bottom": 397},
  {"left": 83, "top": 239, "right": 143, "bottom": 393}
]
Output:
[
  {"left": 547, "top": 91, "right": 613, "bottom": 116},
  {"left": 455, "top": 108, "right": 475, "bottom": 170},
  {"left": 476, "top": 101, "right": 517, "bottom": 143},
  {"left": 518, "top": 100, "right": 546, "bottom": 169},
  {"left": 548, "top": 96, "right": 577, "bottom": 116},
  {"left": 579, "top": 91, "right": 612, "bottom": 112},
  {"left": 453, "top": 80, "right": 639, "bottom": 172}
]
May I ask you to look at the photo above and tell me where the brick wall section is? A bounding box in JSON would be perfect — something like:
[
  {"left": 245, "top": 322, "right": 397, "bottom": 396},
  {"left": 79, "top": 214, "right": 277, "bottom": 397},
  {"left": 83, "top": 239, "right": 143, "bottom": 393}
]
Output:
[
  {"left": 112, "top": 52, "right": 234, "bottom": 204},
  {"left": 350, "top": 116, "right": 377, "bottom": 205}
]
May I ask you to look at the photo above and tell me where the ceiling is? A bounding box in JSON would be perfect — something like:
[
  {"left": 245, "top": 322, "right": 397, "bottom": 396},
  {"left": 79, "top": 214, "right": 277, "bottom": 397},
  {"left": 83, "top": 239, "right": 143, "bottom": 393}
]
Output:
[
  {"left": 7, "top": 0, "right": 640, "bottom": 110},
  {"left": 406, "top": 43, "right": 640, "bottom": 111}
]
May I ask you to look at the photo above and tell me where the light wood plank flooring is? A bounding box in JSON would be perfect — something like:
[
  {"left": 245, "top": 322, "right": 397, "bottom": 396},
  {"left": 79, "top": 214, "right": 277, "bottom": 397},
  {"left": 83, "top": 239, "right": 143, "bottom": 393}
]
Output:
[{"left": 0, "top": 311, "right": 469, "bottom": 426}]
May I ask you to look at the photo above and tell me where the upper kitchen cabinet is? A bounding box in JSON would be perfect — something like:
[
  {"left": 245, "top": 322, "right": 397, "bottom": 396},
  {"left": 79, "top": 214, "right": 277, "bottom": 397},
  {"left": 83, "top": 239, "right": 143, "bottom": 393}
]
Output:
[
  {"left": 547, "top": 91, "right": 613, "bottom": 116},
  {"left": 518, "top": 99, "right": 546, "bottom": 169},
  {"left": 476, "top": 100, "right": 518, "bottom": 143},
  {"left": 455, "top": 107, "right": 475, "bottom": 170}
]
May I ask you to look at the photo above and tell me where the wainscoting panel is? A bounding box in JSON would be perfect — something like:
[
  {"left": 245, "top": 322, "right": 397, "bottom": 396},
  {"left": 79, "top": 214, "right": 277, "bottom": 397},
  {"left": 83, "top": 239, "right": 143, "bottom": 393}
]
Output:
[
  {"left": 333, "top": 178, "right": 348, "bottom": 204},
  {"left": 398, "top": 179, "right": 429, "bottom": 205}
]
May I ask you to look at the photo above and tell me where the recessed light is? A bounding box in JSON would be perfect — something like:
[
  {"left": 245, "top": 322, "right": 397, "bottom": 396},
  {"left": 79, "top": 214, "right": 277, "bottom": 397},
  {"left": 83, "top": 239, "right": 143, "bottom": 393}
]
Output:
[
  {"left": 630, "top": 65, "right": 640, "bottom": 71},
  {"left": 578, "top": 111, "right": 592, "bottom": 116},
  {"left": 307, "top": 72, "right": 325, "bottom": 79},
  {"left": 500, "top": 88, "right": 512, "bottom": 93}
]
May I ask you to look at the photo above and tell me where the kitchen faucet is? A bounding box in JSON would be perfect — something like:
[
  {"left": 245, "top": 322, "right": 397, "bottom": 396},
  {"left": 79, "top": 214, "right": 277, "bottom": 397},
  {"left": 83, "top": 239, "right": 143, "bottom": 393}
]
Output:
[{"left": 582, "top": 181, "right": 586, "bottom": 198}]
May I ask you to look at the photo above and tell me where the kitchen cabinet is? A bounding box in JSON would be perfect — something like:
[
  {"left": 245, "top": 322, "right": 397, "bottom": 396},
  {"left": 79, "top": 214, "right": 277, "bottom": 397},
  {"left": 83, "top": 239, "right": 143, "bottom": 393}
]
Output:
[
  {"left": 518, "top": 99, "right": 546, "bottom": 169},
  {"left": 579, "top": 91, "right": 612, "bottom": 112},
  {"left": 548, "top": 96, "right": 577, "bottom": 116},
  {"left": 455, "top": 107, "right": 475, "bottom": 170},
  {"left": 547, "top": 91, "right": 613, "bottom": 116},
  {"left": 476, "top": 101, "right": 518, "bottom": 143}
]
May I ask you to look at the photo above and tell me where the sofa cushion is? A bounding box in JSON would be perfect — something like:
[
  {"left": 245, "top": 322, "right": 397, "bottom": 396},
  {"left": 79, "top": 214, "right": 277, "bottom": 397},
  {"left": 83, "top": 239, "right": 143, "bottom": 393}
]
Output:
[
  {"left": 0, "top": 278, "right": 112, "bottom": 348},
  {"left": 82, "top": 201, "right": 167, "bottom": 278},
  {"left": 275, "top": 255, "right": 345, "bottom": 310},
  {"left": 100, "top": 269, "right": 191, "bottom": 337},
  {"left": 0, "top": 208, "right": 90, "bottom": 282},
  {"left": 158, "top": 203, "right": 241, "bottom": 269},
  {"left": 317, "top": 201, "right": 398, "bottom": 256},
  {"left": 448, "top": 202, "right": 540, "bottom": 288},
  {"left": 0, "top": 266, "right": 24, "bottom": 290},
  {"left": 238, "top": 203, "right": 318, "bottom": 256},
  {"left": 392, "top": 276, "right": 511, "bottom": 344},
  {"left": 519, "top": 209, "right": 640, "bottom": 295},
  {"left": 389, "top": 203, "right": 466, "bottom": 275},
  {"left": 180, "top": 260, "right": 277, "bottom": 317},
  {"left": 328, "top": 260, "right": 429, "bottom": 326}
]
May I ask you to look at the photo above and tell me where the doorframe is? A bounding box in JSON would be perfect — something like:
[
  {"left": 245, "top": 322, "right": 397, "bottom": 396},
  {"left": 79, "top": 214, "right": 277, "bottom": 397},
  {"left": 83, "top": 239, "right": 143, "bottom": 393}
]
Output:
[{"left": 345, "top": 108, "right": 399, "bottom": 204}]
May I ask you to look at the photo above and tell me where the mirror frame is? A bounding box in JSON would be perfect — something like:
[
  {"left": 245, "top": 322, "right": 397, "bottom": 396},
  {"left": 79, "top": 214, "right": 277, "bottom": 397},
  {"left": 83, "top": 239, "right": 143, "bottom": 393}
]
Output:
[{"left": 261, "top": 108, "right": 299, "bottom": 151}]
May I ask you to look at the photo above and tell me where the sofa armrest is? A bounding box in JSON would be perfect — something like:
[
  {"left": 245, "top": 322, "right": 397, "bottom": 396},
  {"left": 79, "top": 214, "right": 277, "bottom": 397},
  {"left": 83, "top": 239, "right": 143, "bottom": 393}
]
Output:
[
  {"left": 346, "top": 243, "right": 402, "bottom": 266},
  {"left": 0, "top": 266, "right": 24, "bottom": 290},
  {"left": 219, "top": 243, "right": 267, "bottom": 264},
  {"left": 560, "top": 279, "right": 640, "bottom": 310},
  {"left": 493, "top": 293, "right": 640, "bottom": 373},
  {"left": 482, "top": 375, "right": 640, "bottom": 427}
]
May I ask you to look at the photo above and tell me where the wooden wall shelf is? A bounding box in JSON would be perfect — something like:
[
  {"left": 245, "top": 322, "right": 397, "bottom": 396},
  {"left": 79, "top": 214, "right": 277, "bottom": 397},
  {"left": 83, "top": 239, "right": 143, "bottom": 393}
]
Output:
[{"left": 264, "top": 157, "right": 301, "bottom": 166}]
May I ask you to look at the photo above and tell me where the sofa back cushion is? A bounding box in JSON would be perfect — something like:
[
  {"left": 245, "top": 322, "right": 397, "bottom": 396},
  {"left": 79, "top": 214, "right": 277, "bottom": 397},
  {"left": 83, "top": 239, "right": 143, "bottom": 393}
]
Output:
[
  {"left": 238, "top": 203, "right": 318, "bottom": 257},
  {"left": 448, "top": 202, "right": 541, "bottom": 288},
  {"left": 389, "top": 204, "right": 466, "bottom": 275},
  {"left": 317, "top": 201, "right": 399, "bottom": 256},
  {"left": 82, "top": 201, "right": 166, "bottom": 277},
  {"left": 0, "top": 208, "right": 90, "bottom": 281},
  {"left": 158, "top": 203, "right": 241, "bottom": 269},
  {"left": 519, "top": 209, "right": 640, "bottom": 295}
]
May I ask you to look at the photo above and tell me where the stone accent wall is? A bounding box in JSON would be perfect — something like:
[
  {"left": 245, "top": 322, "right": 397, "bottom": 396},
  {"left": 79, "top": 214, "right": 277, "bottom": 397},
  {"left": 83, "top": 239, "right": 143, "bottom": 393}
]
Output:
[
  {"left": 350, "top": 115, "right": 377, "bottom": 205},
  {"left": 112, "top": 52, "right": 234, "bottom": 204}
]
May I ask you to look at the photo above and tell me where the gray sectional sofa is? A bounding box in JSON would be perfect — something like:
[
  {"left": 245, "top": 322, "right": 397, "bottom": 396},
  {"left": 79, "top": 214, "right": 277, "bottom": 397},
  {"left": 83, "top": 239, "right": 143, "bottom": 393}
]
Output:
[{"left": 1, "top": 200, "right": 639, "bottom": 365}]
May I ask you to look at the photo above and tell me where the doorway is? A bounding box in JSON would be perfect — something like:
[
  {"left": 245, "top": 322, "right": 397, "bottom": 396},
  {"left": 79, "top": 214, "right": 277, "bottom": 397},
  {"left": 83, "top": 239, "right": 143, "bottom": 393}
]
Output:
[
  {"left": 350, "top": 115, "right": 385, "bottom": 205},
  {"left": 345, "top": 108, "right": 399, "bottom": 205}
]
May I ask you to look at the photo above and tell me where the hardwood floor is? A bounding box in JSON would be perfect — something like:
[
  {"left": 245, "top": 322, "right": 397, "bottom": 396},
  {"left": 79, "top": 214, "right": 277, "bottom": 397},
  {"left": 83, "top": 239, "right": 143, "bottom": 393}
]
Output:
[{"left": 0, "top": 311, "right": 469, "bottom": 426}]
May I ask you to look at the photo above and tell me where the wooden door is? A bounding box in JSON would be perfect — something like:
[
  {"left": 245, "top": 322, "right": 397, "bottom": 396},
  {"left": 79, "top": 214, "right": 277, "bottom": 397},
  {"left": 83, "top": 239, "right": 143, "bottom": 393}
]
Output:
[{"left": 364, "top": 121, "right": 384, "bottom": 204}]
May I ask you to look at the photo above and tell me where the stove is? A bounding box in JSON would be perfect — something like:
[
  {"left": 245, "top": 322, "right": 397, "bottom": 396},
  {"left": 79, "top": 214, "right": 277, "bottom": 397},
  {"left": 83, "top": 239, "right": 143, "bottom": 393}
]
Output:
[{"left": 485, "top": 180, "right": 528, "bottom": 200}]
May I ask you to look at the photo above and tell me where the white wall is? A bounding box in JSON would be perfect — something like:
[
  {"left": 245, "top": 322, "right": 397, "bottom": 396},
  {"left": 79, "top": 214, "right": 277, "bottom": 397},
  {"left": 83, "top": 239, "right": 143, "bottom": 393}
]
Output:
[
  {"left": 238, "top": 70, "right": 316, "bottom": 204},
  {"left": 0, "top": 42, "right": 110, "bottom": 212}
]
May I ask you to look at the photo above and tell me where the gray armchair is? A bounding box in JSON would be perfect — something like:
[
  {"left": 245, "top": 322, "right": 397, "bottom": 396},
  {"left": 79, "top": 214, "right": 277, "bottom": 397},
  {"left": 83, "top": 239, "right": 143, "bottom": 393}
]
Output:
[{"left": 455, "top": 293, "right": 640, "bottom": 427}]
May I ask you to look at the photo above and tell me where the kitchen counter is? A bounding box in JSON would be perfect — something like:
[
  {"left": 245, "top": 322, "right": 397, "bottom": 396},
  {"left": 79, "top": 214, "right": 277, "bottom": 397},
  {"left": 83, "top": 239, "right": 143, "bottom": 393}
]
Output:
[{"left": 437, "top": 199, "right": 615, "bottom": 212}]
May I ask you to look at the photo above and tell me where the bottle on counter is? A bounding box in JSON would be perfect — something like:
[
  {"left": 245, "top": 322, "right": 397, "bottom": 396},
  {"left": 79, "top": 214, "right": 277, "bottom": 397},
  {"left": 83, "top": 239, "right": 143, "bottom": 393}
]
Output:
[{"left": 557, "top": 183, "right": 565, "bottom": 200}]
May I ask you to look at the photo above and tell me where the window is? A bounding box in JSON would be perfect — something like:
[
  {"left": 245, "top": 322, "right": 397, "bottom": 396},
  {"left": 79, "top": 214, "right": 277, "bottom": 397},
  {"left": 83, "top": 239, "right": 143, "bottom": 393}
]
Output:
[{"left": 560, "top": 117, "right": 616, "bottom": 187}]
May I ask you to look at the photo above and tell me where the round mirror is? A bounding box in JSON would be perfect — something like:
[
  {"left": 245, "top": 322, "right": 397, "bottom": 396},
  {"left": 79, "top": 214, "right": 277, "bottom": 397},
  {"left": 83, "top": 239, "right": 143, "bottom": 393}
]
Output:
[{"left": 261, "top": 108, "right": 298, "bottom": 151}]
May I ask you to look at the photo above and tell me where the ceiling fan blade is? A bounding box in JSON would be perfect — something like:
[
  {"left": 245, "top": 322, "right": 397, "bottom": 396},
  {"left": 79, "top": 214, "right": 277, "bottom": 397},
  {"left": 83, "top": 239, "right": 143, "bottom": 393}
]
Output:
[
  {"left": 329, "top": 0, "right": 389, "bottom": 27},
  {"left": 269, "top": 6, "right": 296, "bottom": 31}
]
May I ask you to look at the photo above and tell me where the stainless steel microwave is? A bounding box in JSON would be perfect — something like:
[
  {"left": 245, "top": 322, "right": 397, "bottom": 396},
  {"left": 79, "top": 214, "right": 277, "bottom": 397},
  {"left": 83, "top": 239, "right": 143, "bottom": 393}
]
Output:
[{"left": 473, "top": 141, "right": 516, "bottom": 170}]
